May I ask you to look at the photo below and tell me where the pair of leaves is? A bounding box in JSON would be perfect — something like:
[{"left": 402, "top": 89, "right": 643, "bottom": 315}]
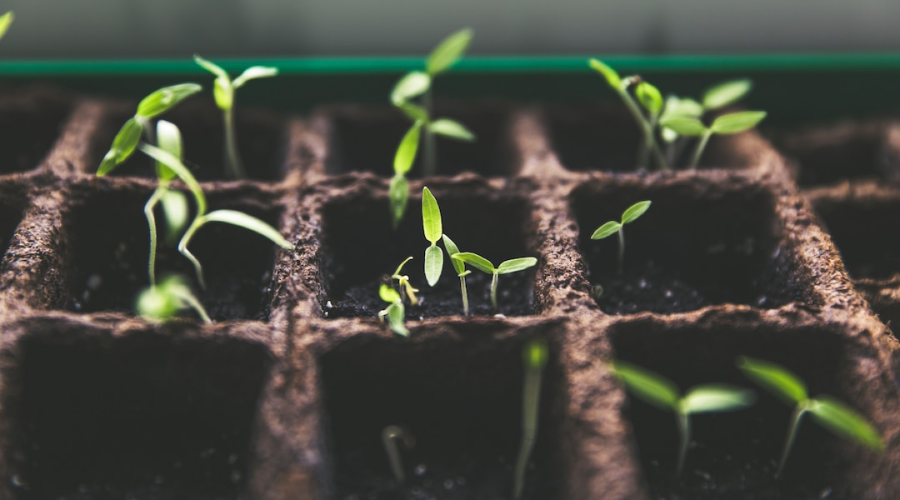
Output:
[
  {"left": 451, "top": 253, "right": 537, "bottom": 276},
  {"left": 378, "top": 284, "right": 409, "bottom": 336},
  {"left": 591, "top": 201, "right": 651, "bottom": 240},
  {"left": 422, "top": 187, "right": 444, "bottom": 286},
  {"left": 703, "top": 79, "right": 752, "bottom": 111},
  {"left": 194, "top": 55, "right": 278, "bottom": 110},
  {"left": 136, "top": 275, "right": 211, "bottom": 323},
  {"left": 660, "top": 111, "right": 767, "bottom": 137},
  {"left": 390, "top": 28, "right": 472, "bottom": 105}
]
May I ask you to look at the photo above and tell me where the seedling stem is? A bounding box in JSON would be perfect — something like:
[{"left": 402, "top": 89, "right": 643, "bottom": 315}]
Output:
[
  {"left": 382, "top": 425, "right": 415, "bottom": 483},
  {"left": 591, "top": 201, "right": 651, "bottom": 275},
  {"left": 513, "top": 338, "right": 548, "bottom": 500},
  {"left": 451, "top": 253, "right": 537, "bottom": 310},
  {"left": 442, "top": 234, "right": 471, "bottom": 316}
]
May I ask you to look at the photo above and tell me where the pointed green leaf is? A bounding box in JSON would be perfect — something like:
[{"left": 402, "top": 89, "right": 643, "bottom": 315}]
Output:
[
  {"left": 391, "top": 71, "right": 431, "bottom": 105},
  {"left": 136, "top": 83, "right": 202, "bottom": 119},
  {"left": 589, "top": 59, "right": 621, "bottom": 89},
  {"left": 429, "top": 119, "right": 475, "bottom": 141},
  {"left": 451, "top": 252, "right": 495, "bottom": 274},
  {"left": 397, "top": 102, "right": 429, "bottom": 122},
  {"left": 737, "top": 356, "right": 808, "bottom": 404},
  {"left": 659, "top": 116, "right": 707, "bottom": 137},
  {"left": 139, "top": 144, "right": 207, "bottom": 215},
  {"left": 703, "top": 79, "right": 753, "bottom": 110},
  {"left": 497, "top": 257, "right": 538, "bottom": 274},
  {"left": 425, "top": 245, "right": 444, "bottom": 287},
  {"left": 386, "top": 301, "right": 409, "bottom": 336},
  {"left": 683, "top": 385, "right": 756, "bottom": 414},
  {"left": 393, "top": 256, "right": 414, "bottom": 278},
  {"left": 389, "top": 174, "right": 409, "bottom": 229},
  {"left": 808, "top": 397, "right": 884, "bottom": 451},
  {"left": 621, "top": 201, "right": 651, "bottom": 224},
  {"left": 612, "top": 361, "right": 680, "bottom": 411},
  {"left": 159, "top": 189, "right": 189, "bottom": 239},
  {"left": 379, "top": 283, "right": 402, "bottom": 303},
  {"left": 0, "top": 11, "right": 14, "bottom": 41},
  {"left": 194, "top": 54, "right": 229, "bottom": 80},
  {"left": 662, "top": 95, "right": 703, "bottom": 120},
  {"left": 394, "top": 122, "right": 422, "bottom": 175},
  {"left": 155, "top": 120, "right": 182, "bottom": 181},
  {"left": 422, "top": 187, "right": 442, "bottom": 244},
  {"left": 213, "top": 77, "right": 233, "bottom": 110},
  {"left": 97, "top": 117, "right": 143, "bottom": 175},
  {"left": 591, "top": 221, "right": 621, "bottom": 240},
  {"left": 711, "top": 111, "right": 767, "bottom": 135},
  {"left": 442, "top": 234, "right": 466, "bottom": 275},
  {"left": 636, "top": 82, "right": 663, "bottom": 115},
  {"left": 427, "top": 28, "right": 473, "bottom": 75},
  {"left": 201, "top": 209, "right": 293, "bottom": 249},
  {"left": 233, "top": 66, "right": 278, "bottom": 88}
]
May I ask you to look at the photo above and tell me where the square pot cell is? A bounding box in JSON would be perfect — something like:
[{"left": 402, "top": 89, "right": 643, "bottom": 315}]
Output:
[
  {"left": 62, "top": 185, "right": 284, "bottom": 320},
  {"left": 609, "top": 319, "right": 874, "bottom": 500},
  {"left": 7, "top": 328, "right": 272, "bottom": 500},
  {"left": 319, "top": 189, "right": 536, "bottom": 318},
  {"left": 0, "top": 89, "right": 73, "bottom": 175},
  {"left": 571, "top": 180, "right": 794, "bottom": 315},
  {"left": 542, "top": 104, "right": 760, "bottom": 173},
  {"left": 320, "top": 104, "right": 517, "bottom": 178},
  {"left": 320, "top": 332, "right": 565, "bottom": 499},
  {"left": 88, "top": 100, "right": 287, "bottom": 182}
]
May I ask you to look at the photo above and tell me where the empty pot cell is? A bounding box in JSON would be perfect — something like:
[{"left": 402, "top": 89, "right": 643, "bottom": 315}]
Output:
[
  {"left": 322, "top": 104, "right": 515, "bottom": 177},
  {"left": 89, "top": 100, "right": 286, "bottom": 181},
  {"left": 319, "top": 189, "right": 536, "bottom": 318},
  {"left": 0, "top": 89, "right": 72, "bottom": 174},
  {"left": 62, "top": 184, "right": 283, "bottom": 320},
  {"left": 321, "top": 331, "right": 565, "bottom": 499},
  {"left": 543, "top": 104, "right": 756, "bottom": 172},
  {"left": 609, "top": 318, "right": 877, "bottom": 499},
  {"left": 7, "top": 327, "right": 272, "bottom": 499},
  {"left": 572, "top": 179, "right": 792, "bottom": 314}
]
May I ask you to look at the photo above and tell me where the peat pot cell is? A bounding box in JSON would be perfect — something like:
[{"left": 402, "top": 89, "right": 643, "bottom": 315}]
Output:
[
  {"left": 610, "top": 320, "right": 869, "bottom": 500},
  {"left": 89, "top": 101, "right": 286, "bottom": 181},
  {"left": 8, "top": 329, "right": 272, "bottom": 500},
  {"left": 322, "top": 104, "right": 515, "bottom": 178},
  {"left": 0, "top": 194, "right": 24, "bottom": 262},
  {"left": 320, "top": 191, "right": 536, "bottom": 318},
  {"left": 0, "top": 91, "right": 72, "bottom": 175},
  {"left": 572, "top": 181, "right": 793, "bottom": 314},
  {"left": 813, "top": 196, "right": 900, "bottom": 281},
  {"left": 543, "top": 104, "right": 755, "bottom": 173},
  {"left": 321, "top": 333, "right": 565, "bottom": 499},
  {"left": 62, "top": 187, "right": 283, "bottom": 320}
]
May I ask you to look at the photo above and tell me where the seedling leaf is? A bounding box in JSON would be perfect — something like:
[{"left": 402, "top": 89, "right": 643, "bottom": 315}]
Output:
[
  {"left": 424, "top": 245, "right": 443, "bottom": 287},
  {"left": 703, "top": 79, "right": 752, "bottom": 110},
  {"left": 622, "top": 201, "right": 651, "bottom": 224},
  {"left": 636, "top": 82, "right": 663, "bottom": 115},
  {"left": 139, "top": 144, "right": 207, "bottom": 215},
  {"left": 201, "top": 209, "right": 294, "bottom": 249},
  {"left": 386, "top": 302, "right": 409, "bottom": 336},
  {"left": 97, "top": 118, "right": 143, "bottom": 175},
  {"left": 136, "top": 83, "right": 203, "bottom": 119},
  {"left": 0, "top": 11, "right": 14, "bottom": 41},
  {"left": 213, "top": 77, "right": 233, "bottom": 110},
  {"left": 194, "top": 54, "right": 229, "bottom": 80},
  {"left": 389, "top": 175, "right": 409, "bottom": 229},
  {"left": 659, "top": 116, "right": 707, "bottom": 136},
  {"left": 160, "top": 190, "right": 189, "bottom": 239},
  {"left": 397, "top": 102, "right": 429, "bottom": 122},
  {"left": 380, "top": 283, "right": 402, "bottom": 303},
  {"left": 662, "top": 96, "right": 703, "bottom": 120},
  {"left": 589, "top": 59, "right": 621, "bottom": 89},
  {"left": 427, "top": 28, "right": 473, "bottom": 75},
  {"left": 808, "top": 397, "right": 884, "bottom": 451},
  {"left": 711, "top": 111, "right": 767, "bottom": 134},
  {"left": 233, "top": 66, "right": 278, "bottom": 88},
  {"left": 155, "top": 119, "right": 182, "bottom": 181},
  {"left": 497, "top": 257, "right": 538, "bottom": 275},
  {"left": 452, "top": 252, "right": 495, "bottom": 274},
  {"left": 137, "top": 275, "right": 211, "bottom": 323},
  {"left": 391, "top": 71, "right": 431, "bottom": 105},
  {"left": 442, "top": 234, "right": 465, "bottom": 275},
  {"left": 737, "top": 356, "right": 808, "bottom": 404},
  {"left": 428, "top": 119, "right": 475, "bottom": 141},
  {"left": 422, "top": 187, "right": 442, "bottom": 243},
  {"left": 591, "top": 221, "right": 621, "bottom": 240},
  {"left": 395, "top": 122, "right": 422, "bottom": 175},
  {"left": 611, "top": 361, "right": 679, "bottom": 411},
  {"left": 683, "top": 385, "right": 756, "bottom": 413}
]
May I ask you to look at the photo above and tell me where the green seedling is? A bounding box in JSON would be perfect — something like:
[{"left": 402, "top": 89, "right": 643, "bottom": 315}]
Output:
[
  {"left": 737, "top": 356, "right": 883, "bottom": 477},
  {"left": 0, "top": 11, "right": 14, "bottom": 41},
  {"left": 660, "top": 110, "right": 766, "bottom": 170},
  {"left": 612, "top": 360, "right": 756, "bottom": 475},
  {"left": 194, "top": 55, "right": 278, "bottom": 179},
  {"left": 422, "top": 187, "right": 444, "bottom": 286},
  {"left": 97, "top": 83, "right": 202, "bottom": 175},
  {"left": 513, "top": 338, "right": 549, "bottom": 500},
  {"left": 382, "top": 425, "right": 415, "bottom": 483},
  {"left": 591, "top": 201, "right": 651, "bottom": 275},
  {"left": 442, "top": 234, "right": 471, "bottom": 316},
  {"left": 389, "top": 121, "right": 421, "bottom": 228},
  {"left": 136, "top": 274, "right": 211, "bottom": 323},
  {"left": 378, "top": 284, "right": 409, "bottom": 337},
  {"left": 451, "top": 253, "right": 537, "bottom": 310},
  {"left": 390, "top": 257, "right": 420, "bottom": 306}
]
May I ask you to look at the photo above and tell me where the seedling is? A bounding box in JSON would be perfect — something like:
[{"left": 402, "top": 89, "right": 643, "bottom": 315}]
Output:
[
  {"left": 389, "top": 121, "right": 421, "bottom": 228},
  {"left": 382, "top": 425, "right": 415, "bottom": 483},
  {"left": 612, "top": 360, "right": 756, "bottom": 475},
  {"left": 737, "top": 356, "right": 884, "bottom": 477},
  {"left": 194, "top": 55, "right": 278, "bottom": 179},
  {"left": 378, "top": 284, "right": 409, "bottom": 337},
  {"left": 0, "top": 11, "right": 14, "bottom": 41},
  {"left": 390, "top": 257, "right": 420, "bottom": 305},
  {"left": 513, "top": 338, "right": 549, "bottom": 500},
  {"left": 422, "top": 187, "right": 444, "bottom": 286},
  {"left": 591, "top": 201, "right": 651, "bottom": 275},
  {"left": 442, "top": 234, "right": 471, "bottom": 316},
  {"left": 660, "top": 110, "right": 767, "bottom": 169},
  {"left": 451, "top": 253, "right": 537, "bottom": 310},
  {"left": 136, "top": 274, "right": 211, "bottom": 323}
]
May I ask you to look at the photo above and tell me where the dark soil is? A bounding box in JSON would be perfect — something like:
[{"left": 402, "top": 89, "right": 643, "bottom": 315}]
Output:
[{"left": 0, "top": 88, "right": 73, "bottom": 175}]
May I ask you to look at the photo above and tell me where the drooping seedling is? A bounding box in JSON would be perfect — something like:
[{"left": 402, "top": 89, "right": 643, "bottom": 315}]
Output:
[
  {"left": 442, "top": 234, "right": 471, "bottom": 316},
  {"left": 194, "top": 55, "right": 278, "bottom": 179},
  {"left": 660, "top": 110, "right": 767, "bottom": 170},
  {"left": 136, "top": 274, "right": 211, "bottom": 323},
  {"left": 591, "top": 200, "right": 651, "bottom": 275},
  {"left": 451, "top": 253, "right": 537, "bottom": 310},
  {"left": 513, "top": 338, "right": 549, "bottom": 500},
  {"left": 390, "top": 257, "right": 419, "bottom": 305},
  {"left": 612, "top": 360, "right": 756, "bottom": 475},
  {"left": 378, "top": 284, "right": 409, "bottom": 337},
  {"left": 382, "top": 425, "right": 415, "bottom": 483},
  {"left": 737, "top": 356, "right": 884, "bottom": 477},
  {"left": 422, "top": 187, "right": 444, "bottom": 286}
]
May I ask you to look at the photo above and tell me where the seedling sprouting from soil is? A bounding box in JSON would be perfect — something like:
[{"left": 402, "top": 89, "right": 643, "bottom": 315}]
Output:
[
  {"left": 612, "top": 360, "right": 756, "bottom": 475},
  {"left": 660, "top": 110, "right": 767, "bottom": 169},
  {"left": 382, "top": 425, "right": 415, "bottom": 483},
  {"left": 451, "top": 253, "right": 537, "bottom": 310},
  {"left": 390, "top": 121, "right": 421, "bottom": 228},
  {"left": 194, "top": 55, "right": 278, "bottom": 179},
  {"left": 737, "top": 356, "right": 884, "bottom": 477},
  {"left": 422, "top": 187, "right": 444, "bottom": 286},
  {"left": 442, "top": 234, "right": 471, "bottom": 316},
  {"left": 136, "top": 274, "right": 211, "bottom": 323},
  {"left": 391, "top": 257, "right": 419, "bottom": 305},
  {"left": 378, "top": 284, "right": 409, "bottom": 337},
  {"left": 591, "top": 201, "right": 651, "bottom": 275},
  {"left": 0, "top": 12, "right": 14, "bottom": 41},
  {"left": 513, "top": 338, "right": 548, "bottom": 500}
]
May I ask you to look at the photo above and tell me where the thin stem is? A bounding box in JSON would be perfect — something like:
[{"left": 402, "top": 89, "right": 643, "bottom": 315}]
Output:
[
  {"left": 618, "top": 86, "right": 668, "bottom": 171},
  {"left": 689, "top": 130, "right": 713, "bottom": 170},
  {"left": 382, "top": 425, "right": 415, "bottom": 484},
  {"left": 178, "top": 219, "right": 207, "bottom": 289},
  {"left": 172, "top": 287, "right": 212, "bottom": 323},
  {"left": 423, "top": 88, "right": 437, "bottom": 177},
  {"left": 636, "top": 113, "right": 658, "bottom": 170},
  {"left": 513, "top": 346, "right": 546, "bottom": 500},
  {"left": 491, "top": 272, "right": 499, "bottom": 310},
  {"left": 460, "top": 275, "right": 469, "bottom": 316},
  {"left": 223, "top": 107, "right": 246, "bottom": 179},
  {"left": 144, "top": 188, "right": 165, "bottom": 286},
  {"left": 777, "top": 403, "right": 808, "bottom": 478},
  {"left": 617, "top": 226, "right": 625, "bottom": 275},
  {"left": 676, "top": 409, "right": 690, "bottom": 476}
]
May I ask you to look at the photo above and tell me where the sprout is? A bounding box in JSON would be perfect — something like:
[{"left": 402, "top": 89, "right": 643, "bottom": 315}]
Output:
[
  {"left": 136, "top": 274, "right": 211, "bottom": 323},
  {"left": 378, "top": 284, "right": 409, "bottom": 337},
  {"left": 0, "top": 11, "right": 14, "bottom": 41},
  {"left": 382, "top": 425, "right": 415, "bottom": 484},
  {"left": 612, "top": 360, "right": 756, "bottom": 475},
  {"left": 442, "top": 234, "right": 471, "bottom": 316},
  {"left": 451, "top": 253, "right": 537, "bottom": 310},
  {"left": 513, "top": 338, "right": 549, "bottom": 500},
  {"left": 737, "top": 356, "right": 884, "bottom": 477},
  {"left": 389, "top": 121, "right": 421, "bottom": 229},
  {"left": 421, "top": 187, "right": 444, "bottom": 286},
  {"left": 660, "top": 110, "right": 766, "bottom": 170},
  {"left": 390, "top": 256, "right": 419, "bottom": 305},
  {"left": 194, "top": 55, "right": 278, "bottom": 179},
  {"left": 591, "top": 201, "right": 651, "bottom": 275}
]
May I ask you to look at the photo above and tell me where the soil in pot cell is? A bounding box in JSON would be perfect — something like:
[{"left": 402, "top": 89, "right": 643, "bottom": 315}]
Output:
[
  {"left": 321, "top": 104, "right": 516, "bottom": 178},
  {"left": 320, "top": 188, "right": 537, "bottom": 318},
  {"left": 609, "top": 319, "right": 875, "bottom": 500},
  {"left": 88, "top": 100, "right": 287, "bottom": 182},
  {"left": 0, "top": 88, "right": 73, "bottom": 175},
  {"left": 62, "top": 185, "right": 284, "bottom": 320},
  {"left": 321, "top": 331, "right": 565, "bottom": 499},
  {"left": 7, "top": 328, "right": 272, "bottom": 500},
  {"left": 571, "top": 179, "right": 796, "bottom": 314}
]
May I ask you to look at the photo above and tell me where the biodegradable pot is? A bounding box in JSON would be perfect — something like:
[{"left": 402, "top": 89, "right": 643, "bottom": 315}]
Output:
[{"left": 0, "top": 88, "right": 896, "bottom": 500}]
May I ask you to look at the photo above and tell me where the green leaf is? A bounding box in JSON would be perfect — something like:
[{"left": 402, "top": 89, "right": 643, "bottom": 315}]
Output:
[
  {"left": 139, "top": 144, "right": 207, "bottom": 216},
  {"left": 524, "top": 338, "right": 549, "bottom": 369},
  {"left": 621, "top": 201, "right": 651, "bottom": 224},
  {"left": 386, "top": 301, "right": 409, "bottom": 336},
  {"left": 379, "top": 283, "right": 402, "bottom": 303},
  {"left": 425, "top": 245, "right": 444, "bottom": 287},
  {"left": 397, "top": 102, "right": 429, "bottom": 122},
  {"left": 497, "top": 257, "right": 538, "bottom": 275},
  {"left": 0, "top": 11, "right": 14, "bottom": 41},
  {"left": 808, "top": 397, "right": 884, "bottom": 451},
  {"left": 213, "top": 77, "right": 233, "bottom": 110},
  {"left": 661, "top": 127, "right": 678, "bottom": 143},
  {"left": 662, "top": 95, "right": 704, "bottom": 120},
  {"left": 136, "top": 83, "right": 203, "bottom": 119},
  {"left": 711, "top": 111, "right": 767, "bottom": 135},
  {"left": 391, "top": 71, "right": 431, "bottom": 105},
  {"left": 426, "top": 28, "right": 473, "bottom": 75},
  {"left": 737, "top": 356, "right": 808, "bottom": 404},
  {"left": 233, "top": 66, "right": 278, "bottom": 88},
  {"left": 703, "top": 79, "right": 753, "bottom": 110},
  {"left": 636, "top": 82, "right": 663, "bottom": 115},
  {"left": 451, "top": 252, "right": 495, "bottom": 274},
  {"left": 682, "top": 385, "right": 756, "bottom": 414},
  {"left": 422, "top": 187, "right": 442, "bottom": 244},
  {"left": 612, "top": 361, "right": 679, "bottom": 411},
  {"left": 194, "top": 54, "right": 229, "bottom": 80},
  {"left": 393, "top": 256, "right": 414, "bottom": 278},
  {"left": 591, "top": 221, "right": 621, "bottom": 240},
  {"left": 394, "top": 122, "right": 422, "bottom": 175},
  {"left": 155, "top": 120, "right": 182, "bottom": 181},
  {"left": 442, "top": 234, "right": 466, "bottom": 275},
  {"left": 589, "top": 59, "right": 621, "bottom": 89},
  {"left": 159, "top": 189, "right": 189, "bottom": 240},
  {"left": 429, "top": 119, "right": 475, "bottom": 141},
  {"left": 659, "top": 116, "right": 707, "bottom": 137},
  {"left": 201, "top": 209, "right": 293, "bottom": 249},
  {"left": 389, "top": 174, "right": 409, "bottom": 229},
  {"left": 97, "top": 117, "right": 143, "bottom": 175},
  {"left": 137, "top": 275, "right": 210, "bottom": 323}
]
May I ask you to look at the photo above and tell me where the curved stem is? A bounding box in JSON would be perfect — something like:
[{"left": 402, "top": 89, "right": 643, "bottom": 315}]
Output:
[
  {"left": 172, "top": 287, "right": 212, "bottom": 323},
  {"left": 777, "top": 403, "right": 808, "bottom": 478},
  {"left": 619, "top": 87, "right": 668, "bottom": 170},
  {"left": 491, "top": 272, "right": 499, "bottom": 310},
  {"left": 460, "top": 275, "right": 469, "bottom": 316},
  {"left": 177, "top": 218, "right": 207, "bottom": 289},
  {"left": 224, "top": 107, "right": 245, "bottom": 179},
  {"left": 144, "top": 188, "right": 165, "bottom": 286},
  {"left": 689, "top": 130, "right": 713, "bottom": 170},
  {"left": 676, "top": 409, "right": 690, "bottom": 476}
]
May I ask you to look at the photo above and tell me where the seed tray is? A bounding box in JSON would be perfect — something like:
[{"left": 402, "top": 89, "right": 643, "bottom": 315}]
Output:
[{"left": 0, "top": 83, "right": 895, "bottom": 500}]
